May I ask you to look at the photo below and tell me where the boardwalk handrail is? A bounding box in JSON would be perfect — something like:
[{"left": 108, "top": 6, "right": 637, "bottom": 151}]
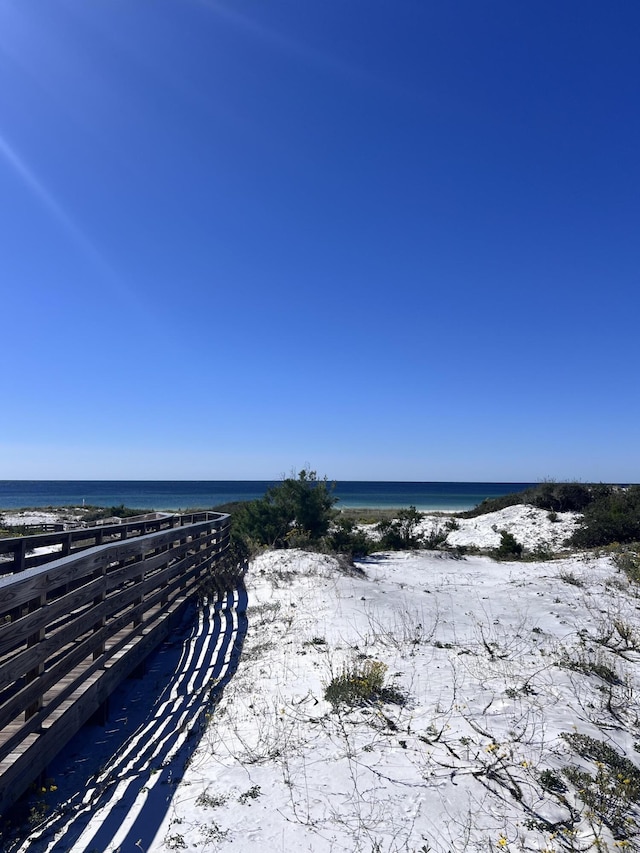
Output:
[
  {"left": 0, "top": 511, "right": 231, "bottom": 815},
  {"left": 0, "top": 511, "right": 217, "bottom": 574}
]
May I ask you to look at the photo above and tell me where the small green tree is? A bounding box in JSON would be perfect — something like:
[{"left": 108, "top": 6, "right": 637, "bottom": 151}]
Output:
[
  {"left": 376, "top": 506, "right": 425, "bottom": 550},
  {"left": 495, "top": 530, "right": 523, "bottom": 560},
  {"left": 232, "top": 469, "right": 337, "bottom": 550}
]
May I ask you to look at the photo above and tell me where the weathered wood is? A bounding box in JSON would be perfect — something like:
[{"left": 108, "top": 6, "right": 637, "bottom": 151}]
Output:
[
  {"left": 0, "top": 551, "right": 210, "bottom": 720},
  {"left": 0, "top": 511, "right": 230, "bottom": 816},
  {"left": 0, "top": 577, "right": 103, "bottom": 660},
  {"left": 0, "top": 563, "right": 206, "bottom": 756},
  {"left": 0, "top": 513, "right": 225, "bottom": 574},
  {"left": 0, "top": 520, "right": 220, "bottom": 612},
  {"left": 0, "top": 597, "right": 186, "bottom": 815}
]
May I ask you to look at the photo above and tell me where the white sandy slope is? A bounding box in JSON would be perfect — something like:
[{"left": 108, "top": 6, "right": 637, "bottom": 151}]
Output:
[
  {"left": 10, "top": 507, "right": 639, "bottom": 853},
  {"left": 367, "top": 504, "right": 580, "bottom": 552},
  {"left": 1, "top": 510, "right": 65, "bottom": 526},
  {"left": 144, "top": 543, "right": 639, "bottom": 853}
]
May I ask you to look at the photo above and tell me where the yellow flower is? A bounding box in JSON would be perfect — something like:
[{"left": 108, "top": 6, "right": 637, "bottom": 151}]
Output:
[{"left": 497, "top": 837, "right": 508, "bottom": 848}]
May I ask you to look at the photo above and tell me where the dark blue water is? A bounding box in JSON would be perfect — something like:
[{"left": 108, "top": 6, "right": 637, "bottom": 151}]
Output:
[{"left": 0, "top": 481, "right": 538, "bottom": 512}]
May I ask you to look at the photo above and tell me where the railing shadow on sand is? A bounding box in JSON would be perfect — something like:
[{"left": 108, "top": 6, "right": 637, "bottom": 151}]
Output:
[{"left": 9, "top": 583, "right": 248, "bottom": 853}]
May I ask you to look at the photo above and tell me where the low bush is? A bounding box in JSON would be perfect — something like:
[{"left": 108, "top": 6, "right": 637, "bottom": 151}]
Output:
[
  {"left": 326, "top": 518, "right": 374, "bottom": 558},
  {"left": 570, "top": 486, "right": 640, "bottom": 548},
  {"left": 494, "top": 530, "right": 523, "bottom": 560},
  {"left": 376, "top": 506, "right": 425, "bottom": 550},
  {"left": 199, "top": 535, "right": 249, "bottom": 599},
  {"left": 324, "top": 660, "right": 403, "bottom": 708},
  {"left": 83, "top": 504, "right": 153, "bottom": 522},
  {"left": 560, "top": 732, "right": 640, "bottom": 838},
  {"left": 529, "top": 481, "right": 600, "bottom": 512},
  {"left": 611, "top": 545, "right": 640, "bottom": 583},
  {"left": 461, "top": 482, "right": 613, "bottom": 519},
  {"left": 460, "top": 492, "right": 524, "bottom": 518}
]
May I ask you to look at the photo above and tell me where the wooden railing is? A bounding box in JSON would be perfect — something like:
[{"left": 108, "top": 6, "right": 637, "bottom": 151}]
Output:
[
  {"left": 0, "top": 511, "right": 230, "bottom": 815},
  {"left": 0, "top": 512, "right": 217, "bottom": 575}
]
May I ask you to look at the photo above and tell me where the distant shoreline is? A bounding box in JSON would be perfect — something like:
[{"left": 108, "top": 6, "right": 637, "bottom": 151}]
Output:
[{"left": 0, "top": 480, "right": 539, "bottom": 513}]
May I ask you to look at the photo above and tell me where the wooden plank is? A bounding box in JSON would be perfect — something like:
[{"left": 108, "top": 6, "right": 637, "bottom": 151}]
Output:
[
  {"left": 0, "top": 594, "right": 190, "bottom": 814},
  {"left": 0, "top": 517, "right": 229, "bottom": 812},
  {"left": 0, "top": 533, "right": 221, "bottom": 676},
  {"left": 0, "top": 513, "right": 225, "bottom": 561},
  {"left": 0, "top": 549, "right": 209, "bottom": 731},
  {"left": 0, "top": 599, "right": 105, "bottom": 691},
  {"left": 0, "top": 515, "right": 225, "bottom": 579},
  {"left": 0, "top": 576, "right": 104, "bottom": 659},
  {"left": 0, "top": 629, "right": 105, "bottom": 733}
]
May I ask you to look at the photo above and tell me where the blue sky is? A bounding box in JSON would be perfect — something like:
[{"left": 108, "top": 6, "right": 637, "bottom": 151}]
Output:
[{"left": 1, "top": 0, "right": 638, "bottom": 482}]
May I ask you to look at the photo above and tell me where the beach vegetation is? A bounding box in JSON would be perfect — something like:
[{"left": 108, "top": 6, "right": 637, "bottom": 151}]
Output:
[
  {"left": 494, "top": 530, "right": 523, "bottom": 560},
  {"left": 231, "top": 469, "right": 337, "bottom": 551},
  {"left": 462, "top": 481, "right": 613, "bottom": 519},
  {"left": 560, "top": 732, "right": 640, "bottom": 839},
  {"left": 569, "top": 486, "right": 640, "bottom": 548},
  {"left": 337, "top": 507, "right": 400, "bottom": 525},
  {"left": 611, "top": 547, "right": 640, "bottom": 584},
  {"left": 324, "top": 659, "right": 404, "bottom": 708},
  {"left": 82, "top": 504, "right": 153, "bottom": 522},
  {"left": 200, "top": 533, "right": 249, "bottom": 599},
  {"left": 326, "top": 517, "right": 374, "bottom": 558},
  {"left": 528, "top": 541, "right": 554, "bottom": 561},
  {"left": 376, "top": 506, "right": 425, "bottom": 549}
]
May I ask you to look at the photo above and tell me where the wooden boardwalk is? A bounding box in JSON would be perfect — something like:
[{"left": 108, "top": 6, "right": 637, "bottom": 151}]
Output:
[{"left": 0, "top": 511, "right": 230, "bottom": 815}]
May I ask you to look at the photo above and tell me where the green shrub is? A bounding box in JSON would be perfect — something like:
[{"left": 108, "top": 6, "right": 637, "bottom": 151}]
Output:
[
  {"left": 538, "top": 768, "right": 567, "bottom": 793},
  {"left": 611, "top": 546, "right": 640, "bottom": 583},
  {"left": 528, "top": 541, "right": 554, "bottom": 561},
  {"left": 462, "top": 482, "right": 612, "bottom": 519},
  {"left": 199, "top": 534, "right": 249, "bottom": 599},
  {"left": 570, "top": 486, "right": 640, "bottom": 548},
  {"left": 461, "top": 492, "right": 525, "bottom": 518},
  {"left": 560, "top": 732, "right": 640, "bottom": 837},
  {"left": 376, "top": 506, "right": 425, "bottom": 550},
  {"left": 530, "top": 482, "right": 598, "bottom": 512},
  {"left": 232, "top": 469, "right": 337, "bottom": 551},
  {"left": 83, "top": 504, "right": 153, "bottom": 522},
  {"left": 494, "top": 530, "right": 523, "bottom": 560},
  {"left": 326, "top": 518, "right": 373, "bottom": 558},
  {"left": 324, "top": 660, "right": 403, "bottom": 708}
]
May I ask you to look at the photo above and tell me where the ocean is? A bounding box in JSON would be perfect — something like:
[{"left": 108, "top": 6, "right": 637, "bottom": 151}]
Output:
[{"left": 0, "top": 481, "right": 538, "bottom": 512}]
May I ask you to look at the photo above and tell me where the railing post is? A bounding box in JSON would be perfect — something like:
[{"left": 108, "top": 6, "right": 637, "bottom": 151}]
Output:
[
  {"left": 61, "top": 532, "right": 73, "bottom": 558},
  {"left": 14, "top": 539, "right": 26, "bottom": 574},
  {"left": 132, "top": 554, "right": 145, "bottom": 627},
  {"left": 24, "top": 592, "right": 47, "bottom": 720},
  {"left": 92, "top": 564, "right": 107, "bottom": 661}
]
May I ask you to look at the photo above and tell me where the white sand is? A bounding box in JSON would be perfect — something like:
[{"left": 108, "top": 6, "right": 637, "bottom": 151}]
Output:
[
  {"left": 14, "top": 507, "right": 640, "bottom": 853},
  {"left": 419, "top": 504, "right": 581, "bottom": 550},
  {"left": 1, "top": 510, "right": 63, "bottom": 526}
]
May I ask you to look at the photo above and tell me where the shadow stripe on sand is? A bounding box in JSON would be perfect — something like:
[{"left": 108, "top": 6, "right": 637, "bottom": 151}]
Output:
[{"left": 16, "top": 585, "right": 248, "bottom": 853}]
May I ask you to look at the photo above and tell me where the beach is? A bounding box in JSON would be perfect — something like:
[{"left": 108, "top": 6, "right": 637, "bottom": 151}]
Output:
[{"left": 11, "top": 505, "right": 640, "bottom": 853}]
